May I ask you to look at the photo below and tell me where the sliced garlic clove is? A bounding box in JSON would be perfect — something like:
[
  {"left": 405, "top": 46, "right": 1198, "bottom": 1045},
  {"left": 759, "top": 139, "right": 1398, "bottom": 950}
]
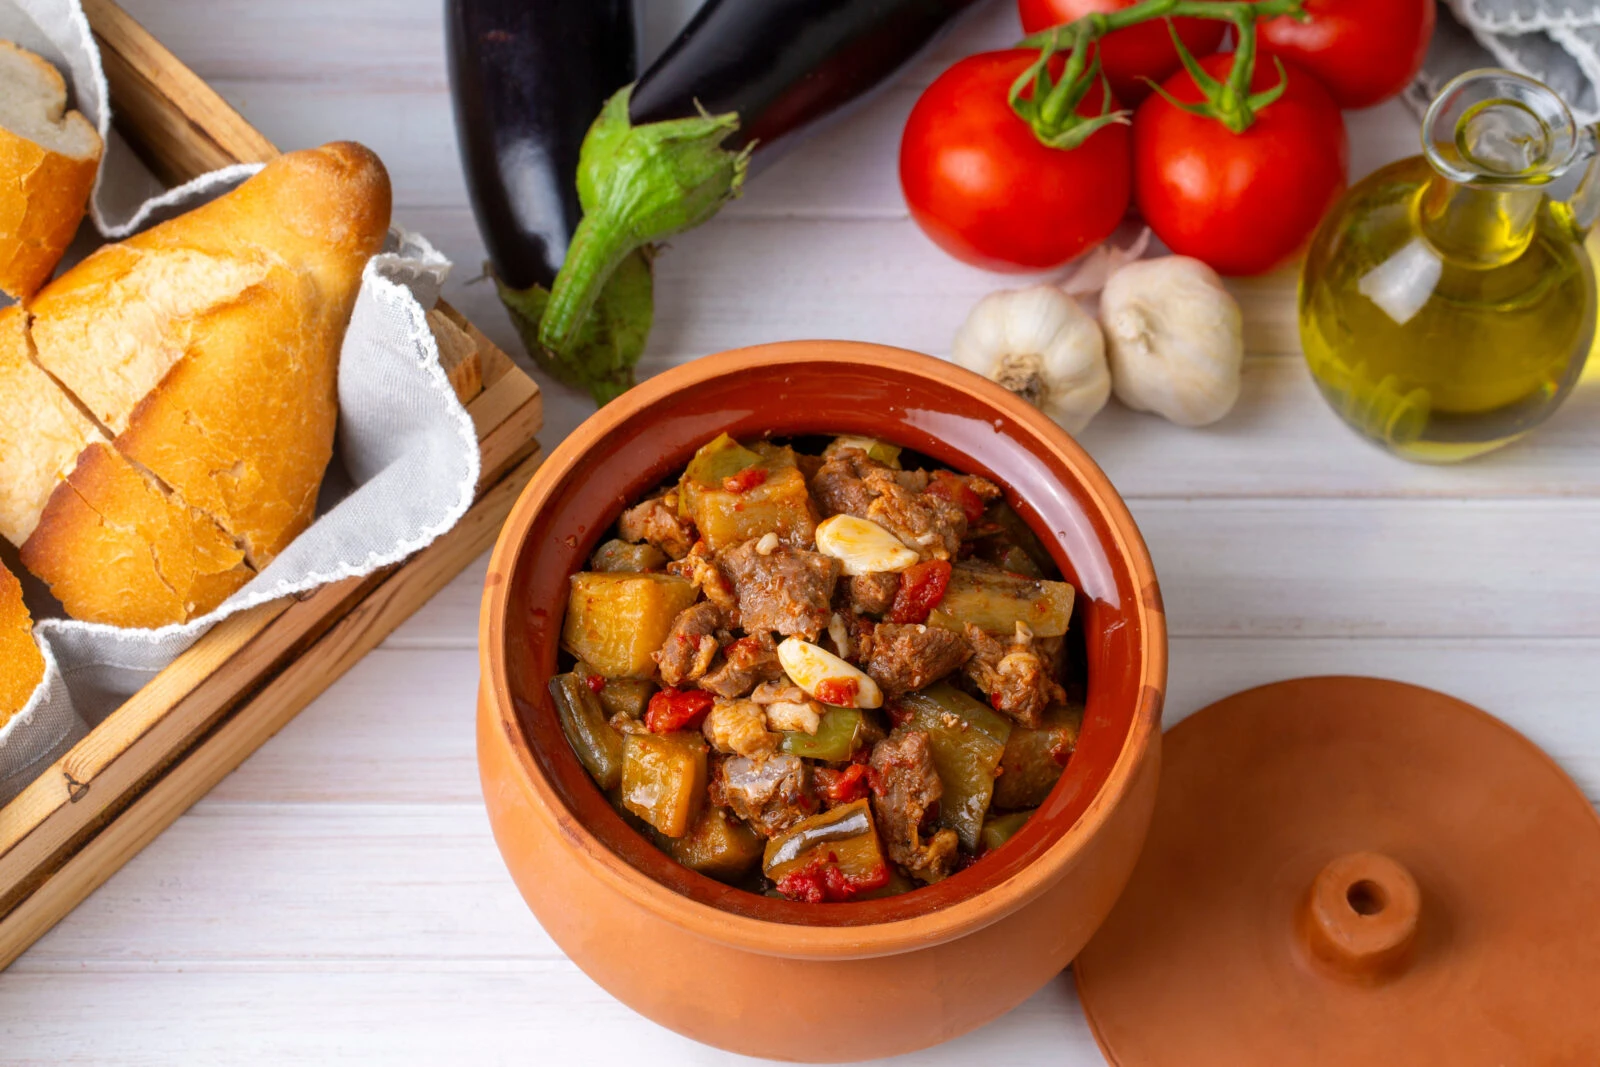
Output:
[
  {"left": 776, "top": 637, "right": 883, "bottom": 709},
  {"left": 814, "top": 514, "right": 920, "bottom": 576}
]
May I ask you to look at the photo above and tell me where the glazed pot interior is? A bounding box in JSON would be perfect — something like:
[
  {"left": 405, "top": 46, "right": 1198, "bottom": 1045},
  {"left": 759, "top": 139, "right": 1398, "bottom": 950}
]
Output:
[{"left": 497, "top": 346, "right": 1153, "bottom": 927}]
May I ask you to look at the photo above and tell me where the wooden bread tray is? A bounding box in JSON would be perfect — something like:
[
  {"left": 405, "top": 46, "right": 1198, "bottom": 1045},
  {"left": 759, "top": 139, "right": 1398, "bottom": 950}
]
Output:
[{"left": 0, "top": 0, "right": 542, "bottom": 968}]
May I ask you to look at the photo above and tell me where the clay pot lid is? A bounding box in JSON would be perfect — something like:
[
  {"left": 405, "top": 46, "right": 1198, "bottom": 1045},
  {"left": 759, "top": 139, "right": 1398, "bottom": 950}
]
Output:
[{"left": 1075, "top": 676, "right": 1600, "bottom": 1065}]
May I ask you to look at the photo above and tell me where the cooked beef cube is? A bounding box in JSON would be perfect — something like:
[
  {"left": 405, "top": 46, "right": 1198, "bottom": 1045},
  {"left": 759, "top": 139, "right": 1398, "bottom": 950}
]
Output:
[
  {"left": 808, "top": 447, "right": 978, "bottom": 561},
  {"left": 848, "top": 571, "right": 900, "bottom": 616},
  {"left": 618, "top": 494, "right": 696, "bottom": 560},
  {"left": 865, "top": 623, "right": 971, "bottom": 697},
  {"left": 711, "top": 753, "right": 815, "bottom": 837},
  {"left": 699, "top": 632, "right": 784, "bottom": 698},
  {"left": 869, "top": 729, "right": 959, "bottom": 883},
  {"left": 719, "top": 540, "right": 840, "bottom": 640},
  {"left": 655, "top": 601, "right": 723, "bottom": 686},
  {"left": 809, "top": 447, "right": 881, "bottom": 520},
  {"left": 963, "top": 622, "right": 1066, "bottom": 729},
  {"left": 703, "top": 698, "right": 778, "bottom": 757},
  {"left": 666, "top": 540, "right": 739, "bottom": 616}
]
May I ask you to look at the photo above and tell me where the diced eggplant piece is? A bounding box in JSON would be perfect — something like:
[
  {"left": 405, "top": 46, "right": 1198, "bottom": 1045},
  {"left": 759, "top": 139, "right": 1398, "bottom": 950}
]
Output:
[
  {"left": 975, "top": 502, "right": 1058, "bottom": 579},
  {"left": 590, "top": 538, "right": 669, "bottom": 573},
  {"left": 682, "top": 432, "right": 763, "bottom": 490},
  {"left": 549, "top": 673, "right": 626, "bottom": 790},
  {"left": 574, "top": 661, "right": 656, "bottom": 720},
  {"left": 823, "top": 435, "right": 901, "bottom": 468},
  {"left": 665, "top": 805, "right": 765, "bottom": 882},
  {"left": 762, "top": 799, "right": 888, "bottom": 891},
  {"left": 992, "top": 702, "right": 1082, "bottom": 811},
  {"left": 621, "top": 731, "right": 708, "bottom": 837},
  {"left": 682, "top": 463, "right": 818, "bottom": 552},
  {"left": 562, "top": 571, "right": 698, "bottom": 678},
  {"left": 778, "top": 707, "right": 867, "bottom": 762},
  {"left": 896, "top": 682, "right": 1011, "bottom": 851},
  {"left": 926, "top": 564, "right": 1074, "bottom": 638},
  {"left": 980, "top": 810, "right": 1035, "bottom": 853}
]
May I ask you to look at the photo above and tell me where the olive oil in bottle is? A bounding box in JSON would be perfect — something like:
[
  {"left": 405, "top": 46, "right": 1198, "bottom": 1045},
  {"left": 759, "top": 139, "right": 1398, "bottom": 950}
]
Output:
[{"left": 1299, "top": 71, "right": 1600, "bottom": 462}]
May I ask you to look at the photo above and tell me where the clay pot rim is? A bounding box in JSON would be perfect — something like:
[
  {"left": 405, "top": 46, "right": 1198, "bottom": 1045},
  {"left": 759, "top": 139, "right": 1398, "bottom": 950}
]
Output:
[{"left": 479, "top": 341, "right": 1165, "bottom": 959}]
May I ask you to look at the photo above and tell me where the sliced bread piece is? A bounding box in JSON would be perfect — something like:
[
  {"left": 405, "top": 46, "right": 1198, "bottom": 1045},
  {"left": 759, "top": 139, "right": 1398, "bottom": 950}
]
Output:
[
  {"left": 30, "top": 142, "right": 391, "bottom": 567},
  {"left": 0, "top": 40, "right": 102, "bottom": 301},
  {"left": 0, "top": 560, "right": 46, "bottom": 727},
  {"left": 0, "top": 305, "right": 107, "bottom": 546},
  {"left": 21, "top": 443, "right": 253, "bottom": 630}
]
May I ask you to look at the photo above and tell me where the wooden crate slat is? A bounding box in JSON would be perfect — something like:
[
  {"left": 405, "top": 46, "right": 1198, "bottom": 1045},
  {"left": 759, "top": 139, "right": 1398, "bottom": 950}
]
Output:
[{"left": 0, "top": 448, "right": 544, "bottom": 970}]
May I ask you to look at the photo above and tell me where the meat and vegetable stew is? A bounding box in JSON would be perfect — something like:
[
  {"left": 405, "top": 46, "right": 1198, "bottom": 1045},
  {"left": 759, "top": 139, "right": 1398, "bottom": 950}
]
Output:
[{"left": 550, "top": 433, "right": 1085, "bottom": 902}]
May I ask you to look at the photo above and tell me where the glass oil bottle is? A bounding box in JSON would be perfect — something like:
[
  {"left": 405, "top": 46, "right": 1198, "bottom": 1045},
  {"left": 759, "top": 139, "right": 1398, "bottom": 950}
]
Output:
[{"left": 1299, "top": 70, "right": 1600, "bottom": 462}]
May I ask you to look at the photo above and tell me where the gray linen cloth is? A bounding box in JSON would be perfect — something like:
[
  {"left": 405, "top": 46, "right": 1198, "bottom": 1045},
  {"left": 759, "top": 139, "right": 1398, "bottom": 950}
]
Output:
[
  {"left": 1410, "top": 1, "right": 1600, "bottom": 121},
  {"left": 0, "top": 0, "right": 481, "bottom": 801}
]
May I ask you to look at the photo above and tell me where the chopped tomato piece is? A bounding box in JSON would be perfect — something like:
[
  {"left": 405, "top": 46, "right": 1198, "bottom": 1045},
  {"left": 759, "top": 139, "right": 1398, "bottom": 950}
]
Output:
[
  {"left": 815, "top": 677, "right": 859, "bottom": 706},
  {"left": 888, "top": 559, "right": 953, "bottom": 624},
  {"left": 645, "top": 687, "right": 714, "bottom": 733},
  {"left": 927, "top": 470, "right": 986, "bottom": 524},
  {"left": 584, "top": 673, "right": 606, "bottom": 694},
  {"left": 722, "top": 467, "right": 769, "bottom": 494},
  {"left": 774, "top": 853, "right": 890, "bottom": 903},
  {"left": 815, "top": 764, "right": 871, "bottom": 805}
]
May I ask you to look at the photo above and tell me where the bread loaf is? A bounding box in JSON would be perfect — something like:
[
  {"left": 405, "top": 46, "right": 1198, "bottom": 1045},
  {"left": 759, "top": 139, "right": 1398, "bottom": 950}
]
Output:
[
  {"left": 0, "top": 41, "right": 102, "bottom": 301},
  {"left": 0, "top": 560, "right": 45, "bottom": 728},
  {"left": 2, "top": 143, "right": 391, "bottom": 628}
]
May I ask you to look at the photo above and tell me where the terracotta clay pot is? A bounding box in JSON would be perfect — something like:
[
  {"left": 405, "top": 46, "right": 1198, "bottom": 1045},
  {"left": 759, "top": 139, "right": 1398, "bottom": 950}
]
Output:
[{"left": 477, "top": 342, "right": 1166, "bottom": 1061}]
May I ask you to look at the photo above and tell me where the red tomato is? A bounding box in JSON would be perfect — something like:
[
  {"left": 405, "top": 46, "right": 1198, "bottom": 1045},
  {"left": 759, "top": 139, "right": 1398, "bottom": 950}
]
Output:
[
  {"left": 1134, "top": 53, "right": 1348, "bottom": 276},
  {"left": 644, "top": 688, "right": 713, "bottom": 733},
  {"left": 926, "top": 471, "right": 986, "bottom": 524},
  {"left": 815, "top": 764, "right": 871, "bottom": 805},
  {"left": 815, "top": 678, "right": 861, "bottom": 706},
  {"left": 900, "top": 50, "right": 1131, "bottom": 272},
  {"left": 721, "top": 466, "right": 768, "bottom": 493},
  {"left": 1019, "top": 0, "right": 1227, "bottom": 103},
  {"left": 1257, "top": 0, "right": 1436, "bottom": 110},
  {"left": 889, "top": 560, "right": 953, "bottom": 624}
]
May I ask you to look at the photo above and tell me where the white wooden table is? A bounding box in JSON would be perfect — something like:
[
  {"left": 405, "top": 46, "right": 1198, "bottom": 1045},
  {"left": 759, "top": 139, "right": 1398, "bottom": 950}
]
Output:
[{"left": 4, "top": 1, "right": 1598, "bottom": 1063}]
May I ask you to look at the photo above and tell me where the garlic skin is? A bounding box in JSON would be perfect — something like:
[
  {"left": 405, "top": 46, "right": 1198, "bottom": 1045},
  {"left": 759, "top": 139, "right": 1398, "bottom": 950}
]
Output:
[
  {"left": 951, "top": 285, "right": 1110, "bottom": 434},
  {"left": 1100, "top": 256, "right": 1244, "bottom": 428}
]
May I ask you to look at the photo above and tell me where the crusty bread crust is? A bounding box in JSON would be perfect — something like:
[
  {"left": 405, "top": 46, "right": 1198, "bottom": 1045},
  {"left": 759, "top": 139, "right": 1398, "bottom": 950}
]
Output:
[
  {"left": 0, "top": 41, "right": 102, "bottom": 302},
  {"left": 0, "top": 561, "right": 46, "bottom": 725},
  {"left": 31, "top": 142, "right": 391, "bottom": 571},
  {"left": 21, "top": 443, "right": 252, "bottom": 630},
  {"left": 0, "top": 305, "right": 108, "bottom": 545}
]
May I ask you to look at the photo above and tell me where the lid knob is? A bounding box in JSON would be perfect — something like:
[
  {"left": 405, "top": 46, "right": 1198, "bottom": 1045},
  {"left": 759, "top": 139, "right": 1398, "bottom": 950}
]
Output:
[{"left": 1300, "top": 851, "right": 1420, "bottom": 982}]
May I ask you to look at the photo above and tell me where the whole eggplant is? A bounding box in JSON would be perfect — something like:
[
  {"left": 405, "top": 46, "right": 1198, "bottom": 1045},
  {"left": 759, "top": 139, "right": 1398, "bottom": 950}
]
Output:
[
  {"left": 526, "top": 0, "right": 984, "bottom": 404},
  {"left": 445, "top": 0, "right": 637, "bottom": 292},
  {"left": 632, "top": 0, "right": 983, "bottom": 164}
]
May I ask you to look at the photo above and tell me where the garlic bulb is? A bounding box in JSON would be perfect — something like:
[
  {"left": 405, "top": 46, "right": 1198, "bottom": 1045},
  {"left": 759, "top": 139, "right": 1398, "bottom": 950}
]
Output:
[
  {"left": 951, "top": 285, "right": 1110, "bottom": 434},
  {"left": 1100, "top": 256, "right": 1244, "bottom": 428}
]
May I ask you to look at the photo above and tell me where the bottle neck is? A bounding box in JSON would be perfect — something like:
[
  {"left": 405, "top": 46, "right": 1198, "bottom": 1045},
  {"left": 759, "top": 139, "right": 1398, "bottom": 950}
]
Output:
[{"left": 1417, "top": 176, "right": 1542, "bottom": 269}]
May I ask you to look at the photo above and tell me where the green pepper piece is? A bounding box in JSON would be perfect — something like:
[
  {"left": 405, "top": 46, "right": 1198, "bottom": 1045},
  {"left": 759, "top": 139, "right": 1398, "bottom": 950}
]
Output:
[
  {"left": 549, "top": 672, "right": 626, "bottom": 791},
  {"left": 980, "top": 810, "right": 1035, "bottom": 853},
  {"left": 897, "top": 683, "right": 1011, "bottom": 851},
  {"left": 778, "top": 707, "right": 866, "bottom": 762},
  {"left": 993, "top": 702, "right": 1083, "bottom": 811}
]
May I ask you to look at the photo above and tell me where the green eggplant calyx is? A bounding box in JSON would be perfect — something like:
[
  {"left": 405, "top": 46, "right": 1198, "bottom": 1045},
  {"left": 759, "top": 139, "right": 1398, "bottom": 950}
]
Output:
[
  {"left": 536, "top": 85, "right": 750, "bottom": 392},
  {"left": 497, "top": 245, "right": 657, "bottom": 407}
]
